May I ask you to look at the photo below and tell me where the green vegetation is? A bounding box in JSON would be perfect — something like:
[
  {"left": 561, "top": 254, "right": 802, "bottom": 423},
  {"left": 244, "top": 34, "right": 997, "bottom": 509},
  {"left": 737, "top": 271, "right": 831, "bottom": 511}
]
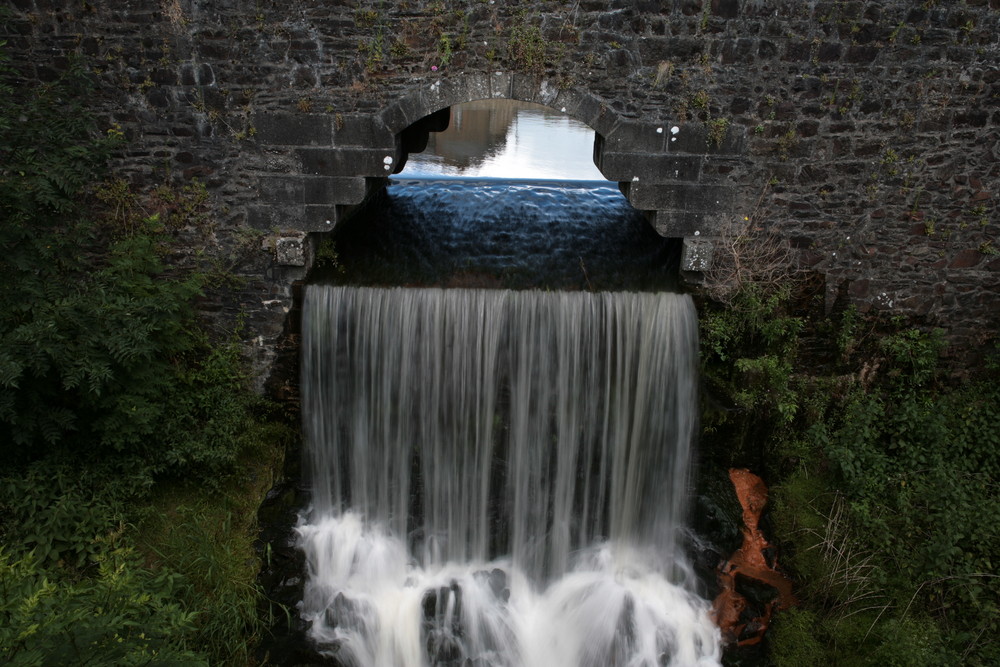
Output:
[
  {"left": 507, "top": 13, "right": 547, "bottom": 72},
  {"left": 0, "top": 42, "right": 292, "bottom": 664},
  {"left": 708, "top": 117, "right": 730, "bottom": 149},
  {"left": 701, "top": 280, "right": 1000, "bottom": 666}
]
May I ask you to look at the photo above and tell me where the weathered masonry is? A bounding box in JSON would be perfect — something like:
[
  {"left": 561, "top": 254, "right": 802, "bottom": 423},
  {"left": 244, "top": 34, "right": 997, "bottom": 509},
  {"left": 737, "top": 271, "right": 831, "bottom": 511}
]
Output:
[
  {"left": 5, "top": 0, "right": 1000, "bottom": 385},
  {"left": 249, "top": 72, "right": 741, "bottom": 245}
]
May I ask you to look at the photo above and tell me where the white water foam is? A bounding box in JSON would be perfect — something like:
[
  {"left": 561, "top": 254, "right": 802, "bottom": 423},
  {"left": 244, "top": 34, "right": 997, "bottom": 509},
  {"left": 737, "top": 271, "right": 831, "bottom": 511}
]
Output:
[{"left": 299, "top": 286, "right": 720, "bottom": 666}]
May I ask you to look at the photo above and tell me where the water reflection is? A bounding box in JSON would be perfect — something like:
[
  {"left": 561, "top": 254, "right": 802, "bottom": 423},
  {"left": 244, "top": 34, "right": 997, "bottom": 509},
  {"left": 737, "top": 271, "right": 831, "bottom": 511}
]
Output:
[{"left": 402, "top": 99, "right": 606, "bottom": 181}]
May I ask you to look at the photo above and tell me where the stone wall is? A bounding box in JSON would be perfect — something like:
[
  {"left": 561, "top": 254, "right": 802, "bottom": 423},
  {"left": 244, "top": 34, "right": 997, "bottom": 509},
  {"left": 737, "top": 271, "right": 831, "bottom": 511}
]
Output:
[{"left": 5, "top": 0, "right": 1000, "bottom": 384}]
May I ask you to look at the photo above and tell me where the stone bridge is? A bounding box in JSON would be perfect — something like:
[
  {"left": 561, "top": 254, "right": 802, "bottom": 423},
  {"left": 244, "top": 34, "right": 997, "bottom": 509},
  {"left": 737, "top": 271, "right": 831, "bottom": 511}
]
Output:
[
  {"left": 248, "top": 69, "right": 743, "bottom": 270},
  {"left": 5, "top": 0, "right": 1000, "bottom": 384}
]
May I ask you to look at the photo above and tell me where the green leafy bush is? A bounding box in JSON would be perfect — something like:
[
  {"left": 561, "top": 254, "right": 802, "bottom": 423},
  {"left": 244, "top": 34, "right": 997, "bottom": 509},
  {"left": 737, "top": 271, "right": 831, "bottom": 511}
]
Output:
[
  {"left": 0, "top": 38, "right": 290, "bottom": 666},
  {"left": 701, "top": 279, "right": 999, "bottom": 666},
  {"left": 0, "top": 46, "right": 258, "bottom": 487},
  {"left": 766, "top": 329, "right": 998, "bottom": 664},
  {"left": 700, "top": 283, "right": 805, "bottom": 457},
  {"left": 0, "top": 463, "right": 121, "bottom": 569},
  {"left": 0, "top": 546, "right": 205, "bottom": 666},
  {"left": 816, "top": 375, "right": 1000, "bottom": 664}
]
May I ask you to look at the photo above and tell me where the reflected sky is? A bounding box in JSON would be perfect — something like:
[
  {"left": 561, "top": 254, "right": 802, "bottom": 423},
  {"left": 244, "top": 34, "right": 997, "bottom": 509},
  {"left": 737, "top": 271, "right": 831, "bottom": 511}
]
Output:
[{"left": 401, "top": 100, "right": 607, "bottom": 181}]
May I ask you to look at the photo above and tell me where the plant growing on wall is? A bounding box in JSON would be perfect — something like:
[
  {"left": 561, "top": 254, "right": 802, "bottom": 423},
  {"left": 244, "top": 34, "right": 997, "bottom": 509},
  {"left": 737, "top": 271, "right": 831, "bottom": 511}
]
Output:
[{"left": 507, "top": 12, "right": 547, "bottom": 72}]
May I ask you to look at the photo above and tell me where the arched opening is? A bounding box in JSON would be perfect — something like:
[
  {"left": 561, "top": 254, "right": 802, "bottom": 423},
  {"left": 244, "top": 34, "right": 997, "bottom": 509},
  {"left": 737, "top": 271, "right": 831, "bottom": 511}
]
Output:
[
  {"left": 252, "top": 73, "right": 739, "bottom": 279},
  {"left": 399, "top": 99, "right": 605, "bottom": 181},
  {"left": 381, "top": 76, "right": 620, "bottom": 184},
  {"left": 316, "top": 96, "right": 681, "bottom": 291},
  {"left": 368, "top": 73, "right": 738, "bottom": 274}
]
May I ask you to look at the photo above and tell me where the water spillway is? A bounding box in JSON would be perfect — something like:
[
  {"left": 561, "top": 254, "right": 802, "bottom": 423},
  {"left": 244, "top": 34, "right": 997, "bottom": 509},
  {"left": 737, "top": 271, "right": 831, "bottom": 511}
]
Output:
[
  {"left": 324, "top": 179, "right": 678, "bottom": 291},
  {"left": 298, "top": 286, "right": 721, "bottom": 666}
]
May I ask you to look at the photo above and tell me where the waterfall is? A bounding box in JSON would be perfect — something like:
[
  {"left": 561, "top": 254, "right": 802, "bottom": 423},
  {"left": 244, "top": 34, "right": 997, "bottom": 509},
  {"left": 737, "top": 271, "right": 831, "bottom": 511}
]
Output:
[{"left": 299, "top": 285, "right": 720, "bottom": 666}]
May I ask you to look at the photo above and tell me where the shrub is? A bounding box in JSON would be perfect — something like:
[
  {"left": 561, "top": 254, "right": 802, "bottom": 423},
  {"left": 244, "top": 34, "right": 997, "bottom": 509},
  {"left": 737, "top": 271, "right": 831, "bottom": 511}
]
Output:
[{"left": 0, "top": 546, "right": 205, "bottom": 666}]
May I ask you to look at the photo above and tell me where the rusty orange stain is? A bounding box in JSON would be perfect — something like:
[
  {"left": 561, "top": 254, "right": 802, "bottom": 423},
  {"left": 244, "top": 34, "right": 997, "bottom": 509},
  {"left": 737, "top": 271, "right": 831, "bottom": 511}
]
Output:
[{"left": 713, "top": 468, "right": 796, "bottom": 647}]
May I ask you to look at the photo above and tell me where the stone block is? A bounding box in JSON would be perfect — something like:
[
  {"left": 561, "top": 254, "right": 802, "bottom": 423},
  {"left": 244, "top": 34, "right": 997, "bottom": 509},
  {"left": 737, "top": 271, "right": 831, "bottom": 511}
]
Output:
[
  {"left": 298, "top": 147, "right": 402, "bottom": 177},
  {"left": 258, "top": 176, "right": 304, "bottom": 204},
  {"left": 721, "top": 38, "right": 755, "bottom": 64},
  {"left": 423, "top": 72, "right": 493, "bottom": 114},
  {"left": 302, "top": 176, "right": 368, "bottom": 205},
  {"left": 247, "top": 205, "right": 303, "bottom": 231},
  {"left": 485, "top": 71, "right": 514, "bottom": 99},
  {"left": 595, "top": 152, "right": 703, "bottom": 183},
  {"left": 844, "top": 45, "right": 879, "bottom": 63},
  {"left": 304, "top": 205, "right": 351, "bottom": 232},
  {"left": 332, "top": 115, "right": 396, "bottom": 148},
  {"left": 711, "top": 0, "right": 739, "bottom": 18},
  {"left": 605, "top": 120, "right": 667, "bottom": 152},
  {"left": 380, "top": 91, "right": 432, "bottom": 134},
  {"left": 248, "top": 203, "right": 342, "bottom": 233},
  {"left": 783, "top": 41, "right": 811, "bottom": 62},
  {"left": 638, "top": 36, "right": 703, "bottom": 61},
  {"left": 509, "top": 72, "right": 551, "bottom": 107},
  {"left": 254, "top": 112, "right": 332, "bottom": 147},
  {"left": 681, "top": 237, "right": 715, "bottom": 271},
  {"left": 549, "top": 90, "right": 618, "bottom": 136},
  {"left": 668, "top": 123, "right": 745, "bottom": 155},
  {"left": 648, "top": 209, "right": 708, "bottom": 237},
  {"left": 274, "top": 234, "right": 307, "bottom": 267},
  {"left": 625, "top": 183, "right": 733, "bottom": 212}
]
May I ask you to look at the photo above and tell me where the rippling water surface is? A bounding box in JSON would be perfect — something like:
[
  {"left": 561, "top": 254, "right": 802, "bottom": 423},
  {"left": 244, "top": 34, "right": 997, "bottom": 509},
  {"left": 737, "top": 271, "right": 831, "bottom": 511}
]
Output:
[{"left": 325, "top": 179, "right": 678, "bottom": 290}]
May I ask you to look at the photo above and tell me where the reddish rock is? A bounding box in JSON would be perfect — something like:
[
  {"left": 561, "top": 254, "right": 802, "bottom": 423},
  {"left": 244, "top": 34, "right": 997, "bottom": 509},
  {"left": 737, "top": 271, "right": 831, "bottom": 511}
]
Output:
[
  {"left": 849, "top": 278, "right": 870, "bottom": 298},
  {"left": 713, "top": 469, "right": 796, "bottom": 647},
  {"left": 949, "top": 249, "right": 983, "bottom": 269}
]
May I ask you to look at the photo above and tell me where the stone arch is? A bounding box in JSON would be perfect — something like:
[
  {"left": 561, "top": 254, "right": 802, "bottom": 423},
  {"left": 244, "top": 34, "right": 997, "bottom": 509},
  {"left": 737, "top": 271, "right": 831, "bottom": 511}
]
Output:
[
  {"left": 378, "top": 72, "right": 623, "bottom": 178},
  {"left": 249, "top": 71, "right": 744, "bottom": 277}
]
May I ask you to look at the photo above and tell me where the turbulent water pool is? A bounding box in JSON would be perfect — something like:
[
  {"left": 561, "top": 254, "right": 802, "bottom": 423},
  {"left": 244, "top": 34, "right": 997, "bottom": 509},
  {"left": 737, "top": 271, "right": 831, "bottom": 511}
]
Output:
[{"left": 299, "top": 287, "right": 720, "bottom": 666}]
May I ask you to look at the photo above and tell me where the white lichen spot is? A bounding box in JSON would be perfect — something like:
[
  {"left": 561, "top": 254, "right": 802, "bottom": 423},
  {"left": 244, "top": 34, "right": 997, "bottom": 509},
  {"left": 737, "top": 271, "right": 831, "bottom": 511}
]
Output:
[
  {"left": 876, "top": 292, "right": 894, "bottom": 308},
  {"left": 325, "top": 219, "right": 332, "bottom": 225},
  {"left": 671, "top": 126, "right": 680, "bottom": 135},
  {"left": 632, "top": 176, "right": 639, "bottom": 182},
  {"left": 384, "top": 156, "right": 393, "bottom": 164},
  {"left": 561, "top": 107, "right": 566, "bottom": 112},
  {"left": 657, "top": 127, "right": 663, "bottom": 134},
  {"left": 694, "top": 230, "right": 700, "bottom": 236},
  {"left": 671, "top": 137, "right": 677, "bottom": 142}
]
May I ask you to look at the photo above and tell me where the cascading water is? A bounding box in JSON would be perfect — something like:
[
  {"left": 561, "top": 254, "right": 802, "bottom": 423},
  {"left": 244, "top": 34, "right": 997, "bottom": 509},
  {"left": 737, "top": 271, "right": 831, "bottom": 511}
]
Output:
[{"left": 298, "top": 286, "right": 721, "bottom": 666}]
